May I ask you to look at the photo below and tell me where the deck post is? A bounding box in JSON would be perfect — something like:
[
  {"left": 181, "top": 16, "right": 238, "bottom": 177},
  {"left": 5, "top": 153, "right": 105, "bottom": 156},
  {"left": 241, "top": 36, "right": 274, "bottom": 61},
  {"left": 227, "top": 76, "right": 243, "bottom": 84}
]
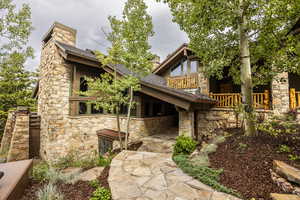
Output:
[{"left": 290, "top": 88, "right": 296, "bottom": 110}]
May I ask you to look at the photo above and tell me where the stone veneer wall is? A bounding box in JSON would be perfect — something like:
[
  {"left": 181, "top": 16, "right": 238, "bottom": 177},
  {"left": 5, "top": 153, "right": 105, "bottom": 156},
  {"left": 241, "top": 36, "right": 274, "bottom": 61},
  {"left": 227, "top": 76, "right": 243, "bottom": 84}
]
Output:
[
  {"left": 272, "top": 72, "right": 290, "bottom": 114},
  {"left": 0, "top": 111, "right": 16, "bottom": 154},
  {"left": 197, "top": 108, "right": 274, "bottom": 139},
  {"left": 6, "top": 109, "right": 30, "bottom": 162},
  {"left": 178, "top": 111, "right": 194, "bottom": 137}
]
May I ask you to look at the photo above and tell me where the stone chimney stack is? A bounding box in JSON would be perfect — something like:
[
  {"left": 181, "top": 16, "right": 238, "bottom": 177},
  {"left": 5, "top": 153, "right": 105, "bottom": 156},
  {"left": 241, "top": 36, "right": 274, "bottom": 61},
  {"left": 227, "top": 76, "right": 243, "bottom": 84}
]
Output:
[
  {"left": 152, "top": 55, "right": 160, "bottom": 71},
  {"left": 42, "top": 22, "right": 77, "bottom": 46}
]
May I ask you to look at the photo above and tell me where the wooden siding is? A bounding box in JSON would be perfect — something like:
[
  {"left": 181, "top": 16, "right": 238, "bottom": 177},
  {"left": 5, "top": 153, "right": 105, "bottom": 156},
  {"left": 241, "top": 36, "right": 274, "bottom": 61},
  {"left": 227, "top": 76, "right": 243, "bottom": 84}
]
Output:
[
  {"left": 167, "top": 74, "right": 199, "bottom": 89},
  {"left": 209, "top": 90, "right": 270, "bottom": 110}
]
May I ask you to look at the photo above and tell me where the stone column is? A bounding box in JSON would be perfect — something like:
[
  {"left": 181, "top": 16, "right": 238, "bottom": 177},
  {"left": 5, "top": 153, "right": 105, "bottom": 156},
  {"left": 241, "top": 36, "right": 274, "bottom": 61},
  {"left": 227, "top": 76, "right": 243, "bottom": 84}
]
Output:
[
  {"left": 198, "top": 66, "right": 209, "bottom": 95},
  {"left": 272, "top": 72, "right": 290, "bottom": 114},
  {"left": 0, "top": 111, "right": 16, "bottom": 155},
  {"left": 178, "top": 110, "right": 195, "bottom": 138},
  {"left": 7, "top": 107, "right": 30, "bottom": 162}
]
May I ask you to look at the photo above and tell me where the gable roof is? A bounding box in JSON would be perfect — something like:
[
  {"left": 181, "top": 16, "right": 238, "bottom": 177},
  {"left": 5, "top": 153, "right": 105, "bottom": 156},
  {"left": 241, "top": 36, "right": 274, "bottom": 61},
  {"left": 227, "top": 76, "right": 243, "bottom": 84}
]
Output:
[
  {"left": 152, "top": 43, "right": 189, "bottom": 75},
  {"left": 51, "top": 41, "right": 215, "bottom": 110}
]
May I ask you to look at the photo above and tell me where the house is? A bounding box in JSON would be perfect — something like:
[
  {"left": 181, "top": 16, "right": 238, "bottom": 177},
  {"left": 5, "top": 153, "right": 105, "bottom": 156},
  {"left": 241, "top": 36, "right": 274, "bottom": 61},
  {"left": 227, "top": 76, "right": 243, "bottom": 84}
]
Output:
[{"left": 2, "top": 21, "right": 299, "bottom": 162}]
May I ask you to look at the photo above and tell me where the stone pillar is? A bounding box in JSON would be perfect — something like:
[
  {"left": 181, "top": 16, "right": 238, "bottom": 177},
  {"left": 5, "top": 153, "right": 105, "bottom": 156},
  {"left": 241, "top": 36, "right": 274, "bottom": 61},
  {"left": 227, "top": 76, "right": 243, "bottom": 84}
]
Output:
[
  {"left": 198, "top": 66, "right": 209, "bottom": 95},
  {"left": 7, "top": 107, "right": 30, "bottom": 162},
  {"left": 0, "top": 111, "right": 16, "bottom": 155},
  {"left": 178, "top": 110, "right": 195, "bottom": 138},
  {"left": 272, "top": 72, "right": 290, "bottom": 114}
]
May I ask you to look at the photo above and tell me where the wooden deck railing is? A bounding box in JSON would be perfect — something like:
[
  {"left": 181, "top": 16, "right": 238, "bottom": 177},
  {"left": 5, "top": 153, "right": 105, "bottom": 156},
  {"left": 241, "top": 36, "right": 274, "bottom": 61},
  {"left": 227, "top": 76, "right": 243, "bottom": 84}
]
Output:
[
  {"left": 290, "top": 88, "right": 300, "bottom": 109},
  {"left": 209, "top": 90, "right": 270, "bottom": 110},
  {"left": 167, "top": 74, "right": 199, "bottom": 89}
]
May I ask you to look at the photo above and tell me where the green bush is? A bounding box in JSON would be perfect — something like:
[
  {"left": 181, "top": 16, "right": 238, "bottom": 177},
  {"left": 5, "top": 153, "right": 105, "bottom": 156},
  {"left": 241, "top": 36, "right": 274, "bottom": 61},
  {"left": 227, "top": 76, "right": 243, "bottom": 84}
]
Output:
[
  {"left": 98, "top": 155, "right": 113, "bottom": 167},
  {"left": 278, "top": 145, "right": 292, "bottom": 153},
  {"left": 173, "top": 155, "right": 240, "bottom": 197},
  {"left": 89, "top": 187, "right": 111, "bottom": 200},
  {"left": 89, "top": 180, "right": 100, "bottom": 189},
  {"left": 32, "top": 162, "right": 50, "bottom": 182},
  {"left": 173, "top": 135, "right": 197, "bottom": 156}
]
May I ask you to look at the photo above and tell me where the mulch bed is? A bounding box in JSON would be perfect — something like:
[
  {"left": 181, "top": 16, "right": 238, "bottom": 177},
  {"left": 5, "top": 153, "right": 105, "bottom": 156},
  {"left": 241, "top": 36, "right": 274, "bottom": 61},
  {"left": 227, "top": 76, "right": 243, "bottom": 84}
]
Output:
[
  {"left": 21, "top": 166, "right": 110, "bottom": 200},
  {"left": 209, "top": 128, "right": 300, "bottom": 200}
]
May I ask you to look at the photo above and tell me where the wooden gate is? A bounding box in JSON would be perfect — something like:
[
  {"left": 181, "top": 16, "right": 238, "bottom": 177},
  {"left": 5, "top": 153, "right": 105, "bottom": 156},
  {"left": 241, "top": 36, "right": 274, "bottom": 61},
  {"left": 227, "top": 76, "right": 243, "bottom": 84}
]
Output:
[{"left": 29, "top": 112, "right": 40, "bottom": 158}]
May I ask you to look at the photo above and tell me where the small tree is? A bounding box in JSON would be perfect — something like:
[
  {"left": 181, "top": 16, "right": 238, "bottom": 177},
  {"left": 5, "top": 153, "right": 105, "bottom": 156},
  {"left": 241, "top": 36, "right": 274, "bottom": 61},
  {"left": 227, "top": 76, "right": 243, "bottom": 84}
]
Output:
[
  {"left": 0, "top": 0, "right": 35, "bottom": 134},
  {"left": 84, "top": 0, "right": 155, "bottom": 150},
  {"left": 158, "top": 0, "right": 300, "bottom": 136}
]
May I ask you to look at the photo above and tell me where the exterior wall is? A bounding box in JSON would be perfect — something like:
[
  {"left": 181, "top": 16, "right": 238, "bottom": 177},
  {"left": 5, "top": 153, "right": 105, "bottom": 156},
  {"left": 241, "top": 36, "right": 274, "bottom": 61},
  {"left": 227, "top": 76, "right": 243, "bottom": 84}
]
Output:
[
  {"left": 197, "top": 108, "right": 274, "bottom": 139},
  {"left": 272, "top": 72, "right": 290, "bottom": 114},
  {"left": 178, "top": 110, "right": 194, "bottom": 137},
  {"left": 6, "top": 109, "right": 30, "bottom": 162}
]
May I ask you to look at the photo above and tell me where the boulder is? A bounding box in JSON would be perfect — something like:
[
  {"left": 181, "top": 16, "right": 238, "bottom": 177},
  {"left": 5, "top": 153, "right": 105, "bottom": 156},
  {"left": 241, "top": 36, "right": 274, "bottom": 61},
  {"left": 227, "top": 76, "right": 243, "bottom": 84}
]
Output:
[
  {"left": 61, "top": 167, "right": 83, "bottom": 177},
  {"left": 273, "top": 160, "right": 300, "bottom": 185},
  {"left": 77, "top": 167, "right": 104, "bottom": 181},
  {"left": 270, "top": 193, "right": 300, "bottom": 200}
]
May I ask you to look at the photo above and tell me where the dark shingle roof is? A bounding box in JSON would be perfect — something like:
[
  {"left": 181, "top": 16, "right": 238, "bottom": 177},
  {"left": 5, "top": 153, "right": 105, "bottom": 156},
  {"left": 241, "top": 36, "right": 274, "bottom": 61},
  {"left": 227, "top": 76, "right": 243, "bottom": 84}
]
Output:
[{"left": 55, "top": 41, "right": 215, "bottom": 104}]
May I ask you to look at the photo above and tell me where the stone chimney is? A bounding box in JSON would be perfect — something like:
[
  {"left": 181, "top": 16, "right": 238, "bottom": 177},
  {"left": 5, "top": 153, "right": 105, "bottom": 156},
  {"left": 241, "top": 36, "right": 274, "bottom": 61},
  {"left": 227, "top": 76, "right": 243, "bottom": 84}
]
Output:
[
  {"left": 152, "top": 55, "right": 160, "bottom": 71},
  {"left": 42, "top": 22, "right": 77, "bottom": 46}
]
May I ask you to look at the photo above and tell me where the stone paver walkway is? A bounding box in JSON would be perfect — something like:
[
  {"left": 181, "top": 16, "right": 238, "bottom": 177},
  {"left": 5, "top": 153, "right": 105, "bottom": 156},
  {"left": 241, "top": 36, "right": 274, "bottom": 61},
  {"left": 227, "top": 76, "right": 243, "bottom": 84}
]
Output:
[{"left": 109, "top": 151, "right": 241, "bottom": 200}]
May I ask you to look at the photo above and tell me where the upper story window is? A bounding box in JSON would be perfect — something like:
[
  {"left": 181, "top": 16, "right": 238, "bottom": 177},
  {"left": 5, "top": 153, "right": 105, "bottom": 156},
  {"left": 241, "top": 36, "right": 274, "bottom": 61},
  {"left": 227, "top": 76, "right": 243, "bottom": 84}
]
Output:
[{"left": 170, "top": 58, "right": 198, "bottom": 77}]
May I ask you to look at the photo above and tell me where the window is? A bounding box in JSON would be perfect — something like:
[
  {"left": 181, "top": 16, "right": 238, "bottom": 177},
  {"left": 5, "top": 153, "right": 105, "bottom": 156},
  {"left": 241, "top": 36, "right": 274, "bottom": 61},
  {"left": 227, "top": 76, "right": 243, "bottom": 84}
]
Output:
[
  {"left": 190, "top": 60, "right": 198, "bottom": 73},
  {"left": 80, "top": 77, "right": 88, "bottom": 93},
  {"left": 170, "top": 58, "right": 198, "bottom": 77},
  {"left": 79, "top": 102, "right": 87, "bottom": 114},
  {"left": 91, "top": 104, "right": 103, "bottom": 114}
]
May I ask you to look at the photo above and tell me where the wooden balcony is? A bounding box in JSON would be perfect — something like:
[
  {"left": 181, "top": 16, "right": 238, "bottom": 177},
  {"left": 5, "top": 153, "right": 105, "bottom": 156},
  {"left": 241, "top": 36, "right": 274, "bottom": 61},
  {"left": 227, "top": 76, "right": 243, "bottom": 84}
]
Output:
[
  {"left": 209, "top": 90, "right": 270, "bottom": 110},
  {"left": 290, "top": 88, "right": 300, "bottom": 109},
  {"left": 167, "top": 74, "right": 199, "bottom": 89}
]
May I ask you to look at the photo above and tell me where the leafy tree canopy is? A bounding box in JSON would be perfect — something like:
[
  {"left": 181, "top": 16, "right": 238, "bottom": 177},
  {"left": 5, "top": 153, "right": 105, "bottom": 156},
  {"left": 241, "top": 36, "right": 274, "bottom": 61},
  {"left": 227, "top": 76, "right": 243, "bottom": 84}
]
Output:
[{"left": 158, "top": 0, "right": 300, "bottom": 85}]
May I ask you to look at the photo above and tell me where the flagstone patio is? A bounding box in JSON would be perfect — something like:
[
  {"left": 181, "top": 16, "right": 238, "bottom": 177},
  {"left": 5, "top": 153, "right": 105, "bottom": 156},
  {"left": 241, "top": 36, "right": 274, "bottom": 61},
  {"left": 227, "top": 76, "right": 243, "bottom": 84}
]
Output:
[{"left": 108, "top": 151, "right": 241, "bottom": 200}]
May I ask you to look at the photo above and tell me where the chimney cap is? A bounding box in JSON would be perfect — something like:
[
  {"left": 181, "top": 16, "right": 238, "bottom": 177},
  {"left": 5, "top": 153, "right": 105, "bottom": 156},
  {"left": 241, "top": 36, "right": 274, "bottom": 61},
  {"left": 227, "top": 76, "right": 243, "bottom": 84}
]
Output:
[{"left": 42, "top": 21, "right": 77, "bottom": 44}]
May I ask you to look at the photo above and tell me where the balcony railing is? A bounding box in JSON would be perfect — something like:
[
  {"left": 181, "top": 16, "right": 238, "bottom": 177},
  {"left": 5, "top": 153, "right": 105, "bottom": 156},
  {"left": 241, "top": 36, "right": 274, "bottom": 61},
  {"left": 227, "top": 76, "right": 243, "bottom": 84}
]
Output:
[
  {"left": 290, "top": 88, "right": 300, "bottom": 109},
  {"left": 209, "top": 90, "right": 270, "bottom": 110},
  {"left": 167, "top": 74, "right": 199, "bottom": 89}
]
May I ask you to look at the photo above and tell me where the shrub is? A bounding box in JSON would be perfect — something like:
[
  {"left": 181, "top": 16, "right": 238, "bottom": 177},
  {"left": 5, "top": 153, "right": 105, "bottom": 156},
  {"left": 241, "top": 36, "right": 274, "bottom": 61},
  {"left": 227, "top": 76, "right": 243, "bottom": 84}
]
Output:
[
  {"left": 173, "top": 135, "right": 197, "bottom": 156},
  {"left": 89, "top": 187, "right": 111, "bottom": 200},
  {"left": 89, "top": 179, "right": 100, "bottom": 189},
  {"left": 32, "top": 162, "right": 50, "bottom": 182},
  {"left": 173, "top": 154, "right": 240, "bottom": 197},
  {"left": 277, "top": 145, "right": 292, "bottom": 153},
  {"left": 36, "top": 183, "right": 64, "bottom": 200},
  {"left": 98, "top": 155, "right": 113, "bottom": 167}
]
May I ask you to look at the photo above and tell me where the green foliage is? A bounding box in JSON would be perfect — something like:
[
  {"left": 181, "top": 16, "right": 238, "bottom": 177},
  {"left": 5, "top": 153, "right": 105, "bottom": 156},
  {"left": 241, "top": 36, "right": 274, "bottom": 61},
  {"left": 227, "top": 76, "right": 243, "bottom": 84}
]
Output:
[
  {"left": 98, "top": 155, "right": 113, "bottom": 167},
  {"left": 0, "top": 0, "right": 36, "bottom": 135},
  {"left": 32, "top": 161, "right": 50, "bottom": 182},
  {"left": 173, "top": 135, "right": 197, "bottom": 156},
  {"left": 288, "top": 154, "right": 300, "bottom": 161},
  {"left": 277, "top": 145, "right": 292, "bottom": 153},
  {"left": 89, "top": 180, "right": 100, "bottom": 189},
  {"left": 53, "top": 151, "right": 99, "bottom": 170},
  {"left": 173, "top": 155, "right": 240, "bottom": 197},
  {"left": 89, "top": 187, "right": 111, "bottom": 200},
  {"left": 36, "top": 183, "right": 64, "bottom": 200},
  {"left": 157, "top": 0, "right": 300, "bottom": 83},
  {"left": 256, "top": 115, "right": 298, "bottom": 138},
  {"left": 238, "top": 143, "right": 248, "bottom": 151}
]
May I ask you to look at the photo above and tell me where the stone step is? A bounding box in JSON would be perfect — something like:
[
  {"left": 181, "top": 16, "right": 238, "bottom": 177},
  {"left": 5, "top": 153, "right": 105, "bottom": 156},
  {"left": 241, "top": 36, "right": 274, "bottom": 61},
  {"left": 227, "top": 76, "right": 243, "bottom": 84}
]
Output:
[
  {"left": 273, "top": 160, "right": 300, "bottom": 185},
  {"left": 270, "top": 193, "right": 300, "bottom": 200}
]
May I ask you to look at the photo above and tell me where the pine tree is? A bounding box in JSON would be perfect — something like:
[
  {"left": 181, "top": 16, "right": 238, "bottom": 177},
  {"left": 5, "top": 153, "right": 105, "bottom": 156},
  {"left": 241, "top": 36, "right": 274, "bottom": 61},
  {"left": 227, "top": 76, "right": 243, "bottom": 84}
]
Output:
[{"left": 0, "top": 0, "right": 35, "bottom": 133}]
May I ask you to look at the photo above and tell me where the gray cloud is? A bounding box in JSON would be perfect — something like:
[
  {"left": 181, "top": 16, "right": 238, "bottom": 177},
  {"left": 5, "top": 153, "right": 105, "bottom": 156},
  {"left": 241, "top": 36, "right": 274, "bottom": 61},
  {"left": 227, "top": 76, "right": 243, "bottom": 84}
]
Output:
[{"left": 16, "top": 0, "right": 188, "bottom": 71}]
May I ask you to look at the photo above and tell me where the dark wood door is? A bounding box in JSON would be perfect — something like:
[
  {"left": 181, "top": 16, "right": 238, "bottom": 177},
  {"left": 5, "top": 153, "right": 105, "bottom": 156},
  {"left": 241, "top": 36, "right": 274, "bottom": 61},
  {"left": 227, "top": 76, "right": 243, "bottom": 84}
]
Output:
[{"left": 29, "top": 113, "right": 40, "bottom": 158}]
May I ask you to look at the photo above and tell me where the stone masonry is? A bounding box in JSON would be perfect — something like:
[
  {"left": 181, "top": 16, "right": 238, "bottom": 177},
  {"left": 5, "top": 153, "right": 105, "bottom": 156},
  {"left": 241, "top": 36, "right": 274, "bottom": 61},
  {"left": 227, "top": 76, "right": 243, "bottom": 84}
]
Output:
[
  {"left": 6, "top": 107, "right": 30, "bottom": 162},
  {"left": 272, "top": 72, "right": 290, "bottom": 114},
  {"left": 0, "top": 111, "right": 16, "bottom": 154}
]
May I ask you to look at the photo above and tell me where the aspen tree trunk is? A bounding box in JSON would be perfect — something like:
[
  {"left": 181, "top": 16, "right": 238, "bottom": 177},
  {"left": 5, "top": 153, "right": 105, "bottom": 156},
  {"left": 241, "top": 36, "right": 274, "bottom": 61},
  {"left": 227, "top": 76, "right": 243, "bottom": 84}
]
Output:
[
  {"left": 114, "top": 66, "right": 123, "bottom": 150},
  {"left": 239, "top": 0, "right": 256, "bottom": 136},
  {"left": 125, "top": 87, "right": 133, "bottom": 150}
]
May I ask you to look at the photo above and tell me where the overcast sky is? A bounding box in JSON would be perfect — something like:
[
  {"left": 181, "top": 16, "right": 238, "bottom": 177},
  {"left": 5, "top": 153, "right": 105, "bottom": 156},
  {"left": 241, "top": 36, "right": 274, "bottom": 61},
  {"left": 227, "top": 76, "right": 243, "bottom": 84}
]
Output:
[{"left": 15, "top": 0, "right": 188, "bottom": 71}]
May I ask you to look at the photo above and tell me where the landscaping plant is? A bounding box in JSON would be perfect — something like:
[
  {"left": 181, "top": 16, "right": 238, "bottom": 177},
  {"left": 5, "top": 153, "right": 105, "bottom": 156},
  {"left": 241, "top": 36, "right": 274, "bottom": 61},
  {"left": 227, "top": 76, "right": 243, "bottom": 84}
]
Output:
[
  {"left": 173, "top": 135, "right": 197, "bottom": 156},
  {"left": 89, "top": 187, "right": 111, "bottom": 200},
  {"left": 83, "top": 0, "right": 155, "bottom": 150},
  {"left": 36, "top": 183, "right": 64, "bottom": 200}
]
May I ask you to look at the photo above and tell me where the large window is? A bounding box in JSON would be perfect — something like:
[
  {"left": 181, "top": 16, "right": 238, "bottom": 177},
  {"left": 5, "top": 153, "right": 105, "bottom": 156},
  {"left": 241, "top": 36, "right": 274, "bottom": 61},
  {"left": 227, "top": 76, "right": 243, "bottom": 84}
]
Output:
[{"left": 170, "top": 58, "right": 198, "bottom": 77}]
